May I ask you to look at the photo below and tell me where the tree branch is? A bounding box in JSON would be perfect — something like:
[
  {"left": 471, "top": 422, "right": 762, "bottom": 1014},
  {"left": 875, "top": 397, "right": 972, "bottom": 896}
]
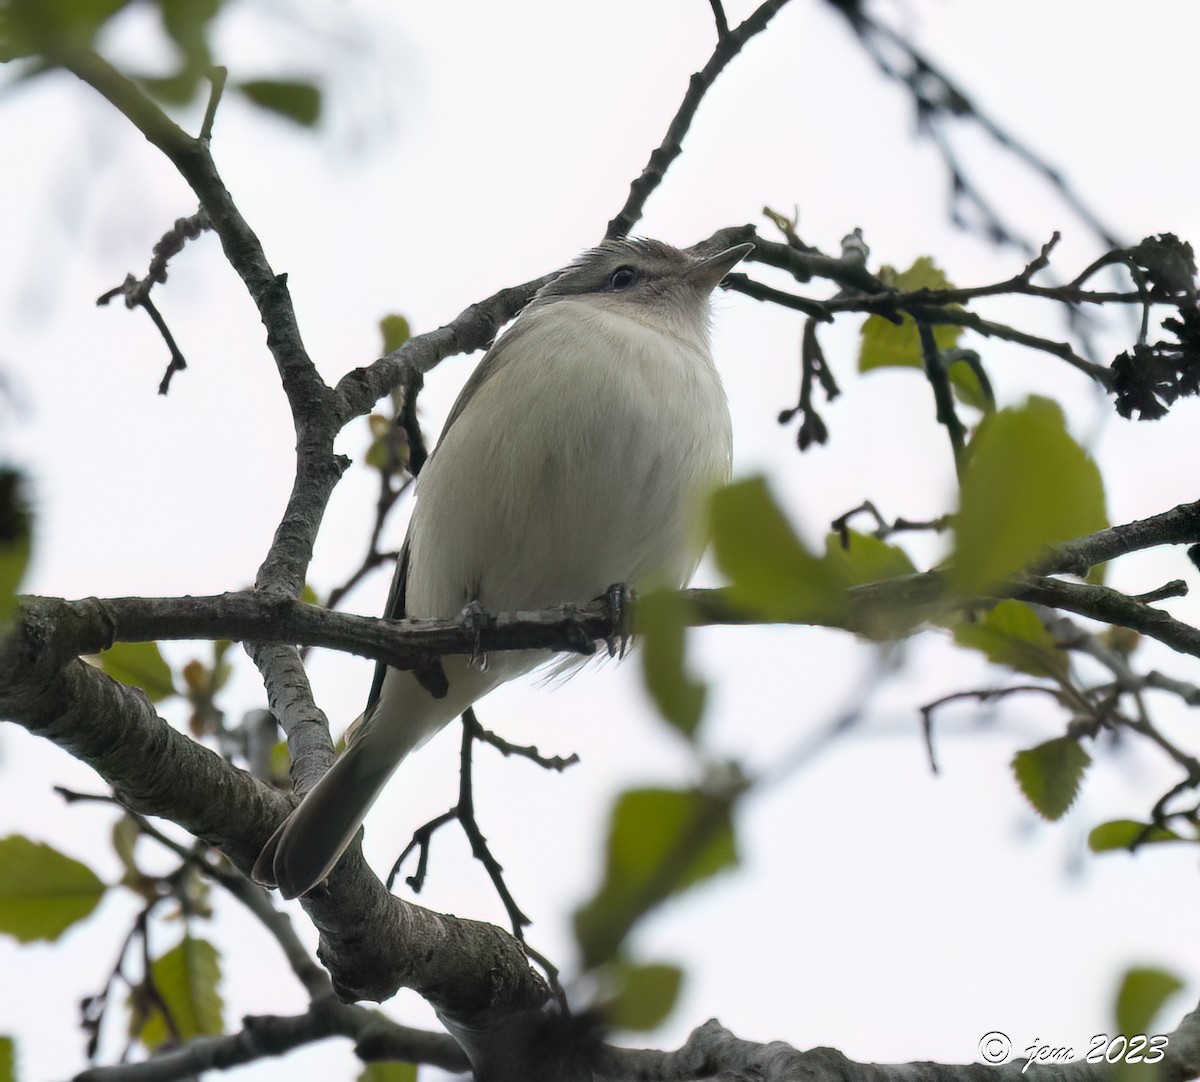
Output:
[
  {"left": 72, "top": 1002, "right": 467, "bottom": 1081},
  {"left": 606, "top": 0, "right": 793, "bottom": 238}
]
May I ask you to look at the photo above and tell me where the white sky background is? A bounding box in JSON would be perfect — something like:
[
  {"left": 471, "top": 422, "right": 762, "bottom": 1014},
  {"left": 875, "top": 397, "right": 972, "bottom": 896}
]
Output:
[{"left": 2, "top": 0, "right": 1200, "bottom": 1079}]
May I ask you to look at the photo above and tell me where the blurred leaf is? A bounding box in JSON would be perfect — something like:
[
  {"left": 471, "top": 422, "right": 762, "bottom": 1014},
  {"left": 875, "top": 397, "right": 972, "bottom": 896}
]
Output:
[
  {"left": 0, "top": 836, "right": 106, "bottom": 943},
  {"left": 639, "top": 589, "right": 706, "bottom": 739},
  {"left": 1, "top": 0, "right": 132, "bottom": 60},
  {"left": 954, "top": 600, "right": 1068, "bottom": 681},
  {"left": 111, "top": 815, "right": 142, "bottom": 882},
  {"left": 952, "top": 397, "right": 1107, "bottom": 593},
  {"left": 157, "top": 0, "right": 218, "bottom": 67},
  {"left": 945, "top": 351, "right": 994, "bottom": 412},
  {"left": 1012, "top": 736, "right": 1091, "bottom": 821},
  {"left": 136, "top": 935, "right": 223, "bottom": 1051},
  {"left": 358, "top": 1062, "right": 417, "bottom": 1082},
  {"left": 822, "top": 530, "right": 915, "bottom": 586},
  {"left": 1115, "top": 966, "right": 1184, "bottom": 1037},
  {"left": 270, "top": 740, "right": 291, "bottom": 781},
  {"left": 365, "top": 414, "right": 409, "bottom": 473},
  {"left": 710, "top": 477, "right": 846, "bottom": 625},
  {"left": 0, "top": 469, "right": 31, "bottom": 626},
  {"left": 1088, "top": 819, "right": 1186, "bottom": 853},
  {"left": 604, "top": 960, "right": 683, "bottom": 1032},
  {"left": 237, "top": 79, "right": 321, "bottom": 126},
  {"left": 379, "top": 314, "right": 411, "bottom": 355},
  {"left": 574, "top": 784, "right": 741, "bottom": 969},
  {"left": 858, "top": 258, "right": 962, "bottom": 371},
  {"left": 0, "top": 1037, "right": 12, "bottom": 1082},
  {"left": 93, "top": 641, "right": 177, "bottom": 702}
]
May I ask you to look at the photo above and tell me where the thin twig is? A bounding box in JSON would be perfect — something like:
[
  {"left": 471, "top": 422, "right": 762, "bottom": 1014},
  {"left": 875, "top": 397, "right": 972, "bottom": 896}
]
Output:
[{"left": 607, "top": 0, "right": 793, "bottom": 237}]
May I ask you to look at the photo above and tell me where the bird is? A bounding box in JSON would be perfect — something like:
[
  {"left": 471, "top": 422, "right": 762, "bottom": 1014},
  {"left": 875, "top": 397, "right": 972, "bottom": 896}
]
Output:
[{"left": 254, "top": 237, "right": 753, "bottom": 899}]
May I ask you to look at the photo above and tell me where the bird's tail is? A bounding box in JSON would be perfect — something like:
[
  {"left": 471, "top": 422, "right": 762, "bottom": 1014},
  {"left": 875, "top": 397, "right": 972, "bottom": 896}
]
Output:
[
  {"left": 252, "top": 713, "right": 408, "bottom": 899},
  {"left": 253, "top": 657, "right": 529, "bottom": 899}
]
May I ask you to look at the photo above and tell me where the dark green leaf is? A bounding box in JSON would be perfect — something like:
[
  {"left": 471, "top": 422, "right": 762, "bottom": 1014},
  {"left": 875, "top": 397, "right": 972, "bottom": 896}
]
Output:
[
  {"left": 952, "top": 397, "right": 1107, "bottom": 593},
  {"left": 0, "top": 836, "right": 107, "bottom": 943},
  {"left": 357, "top": 1062, "right": 417, "bottom": 1082},
  {"left": 93, "top": 641, "right": 177, "bottom": 702},
  {"left": 157, "top": 0, "right": 218, "bottom": 68},
  {"left": 858, "top": 257, "right": 962, "bottom": 372},
  {"left": 1, "top": 0, "right": 132, "bottom": 60},
  {"left": 639, "top": 589, "right": 706, "bottom": 739},
  {"left": 111, "top": 816, "right": 142, "bottom": 882},
  {"left": 1011, "top": 736, "right": 1091, "bottom": 821},
  {"left": 0, "top": 468, "right": 31, "bottom": 625},
  {"left": 379, "top": 314, "right": 411, "bottom": 355},
  {"left": 1088, "top": 819, "right": 1186, "bottom": 853},
  {"left": 604, "top": 960, "right": 683, "bottom": 1032},
  {"left": 139, "top": 71, "right": 204, "bottom": 106},
  {"left": 1115, "top": 966, "right": 1184, "bottom": 1038},
  {"left": 237, "top": 79, "right": 321, "bottom": 126},
  {"left": 136, "top": 935, "right": 224, "bottom": 1050},
  {"left": 945, "top": 351, "right": 994, "bottom": 413},
  {"left": 954, "top": 600, "right": 1068, "bottom": 681},
  {"left": 574, "top": 784, "right": 740, "bottom": 969},
  {"left": 0, "top": 1037, "right": 12, "bottom": 1082},
  {"left": 710, "top": 477, "right": 846, "bottom": 625}
]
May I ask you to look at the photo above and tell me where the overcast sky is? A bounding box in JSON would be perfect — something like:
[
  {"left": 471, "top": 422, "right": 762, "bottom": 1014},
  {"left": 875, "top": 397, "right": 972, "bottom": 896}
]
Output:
[{"left": 3, "top": 2, "right": 1200, "bottom": 1079}]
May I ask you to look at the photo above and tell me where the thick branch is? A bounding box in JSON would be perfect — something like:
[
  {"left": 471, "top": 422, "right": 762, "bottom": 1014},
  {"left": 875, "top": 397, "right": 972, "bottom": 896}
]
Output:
[{"left": 0, "top": 604, "right": 549, "bottom": 1015}]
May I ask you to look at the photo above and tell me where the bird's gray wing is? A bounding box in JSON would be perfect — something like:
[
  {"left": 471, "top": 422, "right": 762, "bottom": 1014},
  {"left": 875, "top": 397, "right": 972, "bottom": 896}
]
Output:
[
  {"left": 360, "top": 317, "right": 538, "bottom": 718},
  {"left": 432, "top": 311, "right": 541, "bottom": 450},
  {"left": 362, "top": 539, "right": 409, "bottom": 719}
]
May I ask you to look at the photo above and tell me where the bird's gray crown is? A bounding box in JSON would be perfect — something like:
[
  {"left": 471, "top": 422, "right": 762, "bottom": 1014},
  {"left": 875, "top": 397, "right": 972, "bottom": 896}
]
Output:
[{"left": 534, "top": 238, "right": 703, "bottom": 305}]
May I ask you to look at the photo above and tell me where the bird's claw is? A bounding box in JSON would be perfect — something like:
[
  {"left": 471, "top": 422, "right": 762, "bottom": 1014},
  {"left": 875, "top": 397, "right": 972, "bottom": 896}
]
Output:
[
  {"left": 602, "top": 583, "right": 635, "bottom": 658},
  {"left": 460, "top": 598, "right": 491, "bottom": 671}
]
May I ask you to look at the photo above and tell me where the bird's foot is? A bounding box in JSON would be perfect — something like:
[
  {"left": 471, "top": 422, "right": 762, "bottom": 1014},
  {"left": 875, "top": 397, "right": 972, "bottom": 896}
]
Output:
[
  {"left": 460, "top": 598, "right": 491, "bottom": 671},
  {"left": 601, "top": 582, "right": 635, "bottom": 658}
]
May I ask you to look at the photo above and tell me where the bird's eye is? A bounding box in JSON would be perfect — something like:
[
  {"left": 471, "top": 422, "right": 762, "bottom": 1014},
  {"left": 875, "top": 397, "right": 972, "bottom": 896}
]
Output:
[{"left": 608, "top": 266, "right": 637, "bottom": 290}]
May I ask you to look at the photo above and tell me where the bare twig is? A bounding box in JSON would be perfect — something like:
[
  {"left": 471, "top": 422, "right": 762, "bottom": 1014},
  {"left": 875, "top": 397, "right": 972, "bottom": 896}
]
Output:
[{"left": 607, "top": 0, "right": 793, "bottom": 238}]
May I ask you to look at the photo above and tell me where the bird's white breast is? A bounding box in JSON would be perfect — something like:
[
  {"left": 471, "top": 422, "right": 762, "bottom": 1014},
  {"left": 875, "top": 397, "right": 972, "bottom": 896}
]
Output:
[{"left": 404, "top": 298, "right": 732, "bottom": 621}]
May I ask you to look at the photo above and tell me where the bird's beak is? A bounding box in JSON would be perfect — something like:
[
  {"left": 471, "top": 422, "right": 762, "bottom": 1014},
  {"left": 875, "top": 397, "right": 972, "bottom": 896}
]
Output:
[{"left": 685, "top": 242, "right": 755, "bottom": 292}]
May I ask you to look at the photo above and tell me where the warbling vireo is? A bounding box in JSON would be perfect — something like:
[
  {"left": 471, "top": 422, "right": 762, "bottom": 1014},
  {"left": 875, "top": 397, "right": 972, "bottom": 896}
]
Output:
[{"left": 254, "top": 237, "right": 753, "bottom": 898}]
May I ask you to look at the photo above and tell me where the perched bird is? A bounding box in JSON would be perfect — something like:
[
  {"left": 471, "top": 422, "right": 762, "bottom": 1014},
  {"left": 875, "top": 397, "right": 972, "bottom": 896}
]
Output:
[{"left": 255, "top": 237, "right": 752, "bottom": 898}]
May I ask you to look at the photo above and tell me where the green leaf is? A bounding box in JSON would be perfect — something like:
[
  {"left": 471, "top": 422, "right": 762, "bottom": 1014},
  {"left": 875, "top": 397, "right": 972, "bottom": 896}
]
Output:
[
  {"left": 858, "top": 257, "right": 962, "bottom": 372},
  {"left": 574, "top": 784, "right": 740, "bottom": 970},
  {"left": 951, "top": 397, "right": 1107, "bottom": 593},
  {"left": 379, "top": 314, "right": 411, "bottom": 355},
  {"left": 0, "top": 468, "right": 31, "bottom": 626},
  {"left": 157, "top": 0, "right": 218, "bottom": 68},
  {"left": 710, "top": 477, "right": 846, "bottom": 625},
  {"left": 1011, "top": 736, "right": 1091, "bottom": 821},
  {"left": 1088, "top": 819, "right": 1186, "bottom": 853},
  {"left": 954, "top": 600, "right": 1068, "bottom": 681},
  {"left": 639, "top": 589, "right": 706, "bottom": 739},
  {"left": 136, "top": 935, "right": 224, "bottom": 1051},
  {"left": 944, "top": 351, "right": 995, "bottom": 413},
  {"left": 0, "top": 836, "right": 107, "bottom": 943},
  {"left": 604, "top": 960, "right": 683, "bottom": 1032},
  {"left": 111, "top": 816, "right": 142, "bottom": 882},
  {"left": 93, "top": 641, "right": 177, "bottom": 702},
  {"left": 357, "top": 1063, "right": 417, "bottom": 1082},
  {"left": 237, "top": 79, "right": 322, "bottom": 126},
  {"left": 1115, "top": 966, "right": 1184, "bottom": 1038},
  {"left": 822, "top": 530, "right": 916, "bottom": 586},
  {"left": 1, "top": 0, "right": 132, "bottom": 60},
  {"left": 0, "top": 1036, "right": 14, "bottom": 1082}
]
